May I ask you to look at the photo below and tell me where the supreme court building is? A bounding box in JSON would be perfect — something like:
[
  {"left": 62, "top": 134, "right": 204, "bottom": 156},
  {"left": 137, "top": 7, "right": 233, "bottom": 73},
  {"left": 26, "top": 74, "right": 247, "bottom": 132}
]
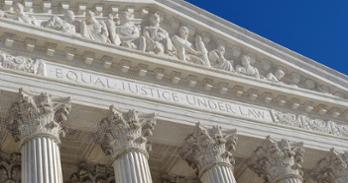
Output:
[{"left": 0, "top": 0, "right": 347, "bottom": 182}]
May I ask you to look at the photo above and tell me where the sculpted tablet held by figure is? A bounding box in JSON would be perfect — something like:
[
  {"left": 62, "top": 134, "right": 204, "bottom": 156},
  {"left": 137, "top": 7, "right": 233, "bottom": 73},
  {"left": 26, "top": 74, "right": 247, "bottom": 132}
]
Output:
[
  {"left": 172, "top": 26, "right": 210, "bottom": 66},
  {"left": 142, "top": 12, "right": 175, "bottom": 55},
  {"left": 116, "top": 11, "right": 143, "bottom": 50}
]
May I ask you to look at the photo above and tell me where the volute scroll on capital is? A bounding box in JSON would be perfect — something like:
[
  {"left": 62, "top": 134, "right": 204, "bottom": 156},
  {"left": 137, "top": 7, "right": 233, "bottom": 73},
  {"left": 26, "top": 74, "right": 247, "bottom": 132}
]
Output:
[
  {"left": 96, "top": 105, "right": 157, "bottom": 160},
  {"left": 248, "top": 136, "right": 305, "bottom": 183},
  {"left": 5, "top": 88, "right": 72, "bottom": 145},
  {"left": 0, "top": 2, "right": 341, "bottom": 97},
  {"left": 179, "top": 123, "right": 238, "bottom": 177}
]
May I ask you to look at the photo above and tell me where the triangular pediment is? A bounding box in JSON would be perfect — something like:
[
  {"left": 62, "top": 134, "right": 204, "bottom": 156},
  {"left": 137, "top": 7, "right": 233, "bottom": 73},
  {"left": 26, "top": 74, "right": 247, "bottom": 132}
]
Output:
[{"left": 0, "top": 0, "right": 347, "bottom": 122}]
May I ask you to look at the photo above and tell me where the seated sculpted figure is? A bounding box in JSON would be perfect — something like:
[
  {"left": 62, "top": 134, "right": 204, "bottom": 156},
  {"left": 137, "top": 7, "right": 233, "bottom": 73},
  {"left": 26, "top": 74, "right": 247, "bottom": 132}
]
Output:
[
  {"left": 81, "top": 11, "right": 109, "bottom": 43},
  {"left": 208, "top": 45, "right": 234, "bottom": 72},
  {"left": 266, "top": 68, "right": 286, "bottom": 82},
  {"left": 13, "top": 3, "right": 38, "bottom": 26},
  {"left": 172, "top": 26, "right": 210, "bottom": 66},
  {"left": 142, "top": 12, "right": 175, "bottom": 55},
  {"left": 236, "top": 55, "right": 260, "bottom": 78},
  {"left": 116, "top": 11, "right": 143, "bottom": 50},
  {"left": 42, "top": 10, "right": 77, "bottom": 34}
]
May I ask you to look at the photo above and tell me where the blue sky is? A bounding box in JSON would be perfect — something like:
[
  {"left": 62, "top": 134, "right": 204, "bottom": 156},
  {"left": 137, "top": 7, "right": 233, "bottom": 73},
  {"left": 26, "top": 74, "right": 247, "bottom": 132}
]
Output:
[{"left": 184, "top": 0, "right": 348, "bottom": 75}]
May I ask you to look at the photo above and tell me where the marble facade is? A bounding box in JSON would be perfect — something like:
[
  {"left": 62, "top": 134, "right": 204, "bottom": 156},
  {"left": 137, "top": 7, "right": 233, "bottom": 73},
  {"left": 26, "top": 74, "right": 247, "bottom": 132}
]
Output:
[{"left": 0, "top": 0, "right": 347, "bottom": 183}]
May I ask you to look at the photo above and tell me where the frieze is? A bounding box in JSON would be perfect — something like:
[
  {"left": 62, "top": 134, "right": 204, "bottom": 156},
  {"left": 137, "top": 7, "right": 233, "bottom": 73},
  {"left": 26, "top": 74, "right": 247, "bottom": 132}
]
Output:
[
  {"left": 43, "top": 62, "right": 348, "bottom": 138},
  {"left": 0, "top": 2, "right": 343, "bottom": 98},
  {"left": 0, "top": 53, "right": 347, "bottom": 138}
]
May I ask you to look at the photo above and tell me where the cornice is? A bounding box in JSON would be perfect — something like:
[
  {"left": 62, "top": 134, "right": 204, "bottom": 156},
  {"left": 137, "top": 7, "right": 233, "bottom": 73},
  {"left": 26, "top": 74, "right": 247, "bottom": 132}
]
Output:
[
  {"left": 0, "top": 19, "right": 347, "bottom": 123},
  {"left": 160, "top": 0, "right": 348, "bottom": 88}
]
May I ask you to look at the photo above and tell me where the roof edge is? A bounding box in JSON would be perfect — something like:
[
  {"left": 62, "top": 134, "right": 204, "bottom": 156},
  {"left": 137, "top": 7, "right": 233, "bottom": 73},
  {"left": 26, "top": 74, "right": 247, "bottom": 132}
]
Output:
[{"left": 154, "top": 0, "right": 348, "bottom": 88}]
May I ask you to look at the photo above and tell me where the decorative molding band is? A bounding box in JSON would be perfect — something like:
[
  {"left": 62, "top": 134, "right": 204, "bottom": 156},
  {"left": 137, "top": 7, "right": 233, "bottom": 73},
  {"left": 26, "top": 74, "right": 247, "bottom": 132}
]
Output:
[{"left": 0, "top": 53, "right": 347, "bottom": 139}]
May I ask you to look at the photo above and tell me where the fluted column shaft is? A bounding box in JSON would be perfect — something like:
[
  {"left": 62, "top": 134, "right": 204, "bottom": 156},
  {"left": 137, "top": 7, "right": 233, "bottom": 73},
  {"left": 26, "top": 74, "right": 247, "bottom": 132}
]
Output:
[
  {"left": 21, "top": 137, "right": 63, "bottom": 183},
  {"left": 200, "top": 165, "right": 236, "bottom": 183},
  {"left": 113, "top": 151, "right": 152, "bottom": 183}
]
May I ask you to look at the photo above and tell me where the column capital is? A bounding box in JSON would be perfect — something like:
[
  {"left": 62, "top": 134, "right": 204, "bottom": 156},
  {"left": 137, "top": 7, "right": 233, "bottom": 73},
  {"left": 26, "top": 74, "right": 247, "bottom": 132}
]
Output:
[
  {"left": 248, "top": 136, "right": 305, "bottom": 183},
  {"left": 179, "top": 123, "right": 238, "bottom": 177},
  {"left": 311, "top": 148, "right": 348, "bottom": 183},
  {"left": 68, "top": 162, "right": 114, "bottom": 183},
  {"left": 6, "top": 88, "right": 71, "bottom": 145},
  {"left": 96, "top": 105, "right": 157, "bottom": 160}
]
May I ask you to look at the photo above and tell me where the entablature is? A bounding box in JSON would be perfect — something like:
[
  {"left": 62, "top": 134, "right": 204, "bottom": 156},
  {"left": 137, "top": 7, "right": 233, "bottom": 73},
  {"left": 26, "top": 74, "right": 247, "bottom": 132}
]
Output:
[{"left": 0, "top": 23, "right": 347, "bottom": 123}]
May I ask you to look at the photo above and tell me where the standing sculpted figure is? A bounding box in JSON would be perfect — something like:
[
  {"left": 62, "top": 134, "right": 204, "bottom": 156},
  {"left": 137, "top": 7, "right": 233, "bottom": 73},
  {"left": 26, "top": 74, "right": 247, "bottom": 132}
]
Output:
[
  {"left": 105, "top": 14, "right": 121, "bottom": 45},
  {"left": 42, "top": 10, "right": 77, "bottom": 34},
  {"left": 141, "top": 12, "right": 175, "bottom": 55},
  {"left": 172, "top": 26, "right": 210, "bottom": 66},
  {"left": 13, "top": 2, "right": 38, "bottom": 26},
  {"left": 236, "top": 55, "right": 260, "bottom": 78},
  {"left": 116, "top": 11, "right": 143, "bottom": 50},
  {"left": 81, "top": 11, "right": 109, "bottom": 43},
  {"left": 208, "top": 45, "right": 234, "bottom": 71}
]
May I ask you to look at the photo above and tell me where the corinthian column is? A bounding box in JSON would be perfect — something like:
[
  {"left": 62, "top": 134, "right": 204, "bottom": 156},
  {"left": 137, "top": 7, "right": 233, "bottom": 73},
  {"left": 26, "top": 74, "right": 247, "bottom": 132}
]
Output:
[
  {"left": 96, "top": 105, "right": 157, "bottom": 183},
  {"left": 310, "top": 149, "right": 348, "bottom": 183},
  {"left": 248, "top": 136, "right": 305, "bottom": 183},
  {"left": 179, "top": 123, "right": 238, "bottom": 183},
  {"left": 6, "top": 89, "right": 71, "bottom": 183}
]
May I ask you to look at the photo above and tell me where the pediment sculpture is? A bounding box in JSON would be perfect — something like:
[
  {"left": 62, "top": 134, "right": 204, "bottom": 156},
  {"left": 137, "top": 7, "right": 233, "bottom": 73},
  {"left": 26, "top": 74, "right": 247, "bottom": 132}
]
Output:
[{"left": 0, "top": 2, "right": 344, "bottom": 98}]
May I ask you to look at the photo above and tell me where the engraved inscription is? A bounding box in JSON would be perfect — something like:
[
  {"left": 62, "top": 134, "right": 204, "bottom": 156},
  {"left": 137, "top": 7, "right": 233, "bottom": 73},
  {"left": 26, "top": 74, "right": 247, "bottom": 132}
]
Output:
[{"left": 45, "top": 63, "right": 273, "bottom": 123}]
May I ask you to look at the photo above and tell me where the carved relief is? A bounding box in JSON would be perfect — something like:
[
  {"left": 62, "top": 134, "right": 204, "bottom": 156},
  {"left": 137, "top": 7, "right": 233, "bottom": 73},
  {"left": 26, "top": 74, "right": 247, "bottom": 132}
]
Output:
[
  {"left": 208, "top": 45, "right": 234, "bottom": 72},
  {"left": 6, "top": 88, "right": 71, "bottom": 143},
  {"left": 236, "top": 55, "right": 260, "bottom": 78},
  {"left": 0, "top": 152, "right": 21, "bottom": 183},
  {"left": 68, "top": 162, "right": 114, "bottom": 183},
  {"left": 81, "top": 11, "right": 109, "bottom": 43},
  {"left": 42, "top": 10, "right": 77, "bottom": 34},
  {"left": 248, "top": 136, "right": 305, "bottom": 183},
  {"left": 311, "top": 149, "right": 348, "bottom": 183},
  {"left": 0, "top": 50, "right": 44, "bottom": 75},
  {"left": 12, "top": 2, "right": 38, "bottom": 26},
  {"left": 96, "top": 105, "right": 157, "bottom": 159},
  {"left": 271, "top": 110, "right": 348, "bottom": 137},
  {"left": 142, "top": 12, "right": 175, "bottom": 55},
  {"left": 179, "top": 123, "right": 238, "bottom": 176},
  {"left": 0, "top": 2, "right": 341, "bottom": 97},
  {"left": 116, "top": 11, "right": 143, "bottom": 50}
]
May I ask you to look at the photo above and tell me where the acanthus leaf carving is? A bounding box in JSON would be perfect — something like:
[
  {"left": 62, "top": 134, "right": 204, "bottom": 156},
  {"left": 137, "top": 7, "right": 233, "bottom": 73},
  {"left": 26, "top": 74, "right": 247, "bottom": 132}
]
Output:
[
  {"left": 179, "top": 123, "right": 238, "bottom": 176},
  {"left": 68, "top": 162, "right": 114, "bottom": 183},
  {"left": 248, "top": 136, "right": 305, "bottom": 183},
  {"left": 6, "top": 88, "right": 72, "bottom": 144},
  {"left": 0, "top": 151, "right": 21, "bottom": 183},
  {"left": 161, "top": 174, "right": 200, "bottom": 183},
  {"left": 96, "top": 105, "right": 157, "bottom": 160},
  {"left": 311, "top": 149, "right": 348, "bottom": 183}
]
